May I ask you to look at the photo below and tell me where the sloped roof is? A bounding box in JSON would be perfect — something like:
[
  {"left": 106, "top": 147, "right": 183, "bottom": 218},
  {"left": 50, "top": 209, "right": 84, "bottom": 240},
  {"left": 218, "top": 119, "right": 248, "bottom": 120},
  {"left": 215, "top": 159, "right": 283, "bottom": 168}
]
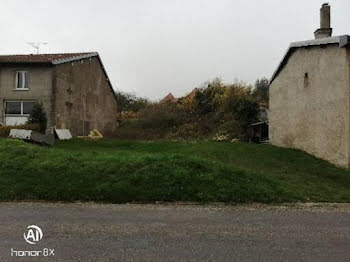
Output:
[
  {"left": 270, "top": 35, "right": 350, "bottom": 84},
  {"left": 0, "top": 52, "right": 117, "bottom": 101},
  {"left": 160, "top": 93, "right": 178, "bottom": 103},
  {"left": 185, "top": 88, "right": 198, "bottom": 100},
  {"left": 0, "top": 52, "right": 98, "bottom": 64}
]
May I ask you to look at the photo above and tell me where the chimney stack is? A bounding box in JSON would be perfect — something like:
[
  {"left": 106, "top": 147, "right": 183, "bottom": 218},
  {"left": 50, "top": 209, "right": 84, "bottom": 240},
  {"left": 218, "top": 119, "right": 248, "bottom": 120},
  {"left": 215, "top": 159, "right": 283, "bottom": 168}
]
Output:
[{"left": 314, "top": 3, "right": 332, "bottom": 39}]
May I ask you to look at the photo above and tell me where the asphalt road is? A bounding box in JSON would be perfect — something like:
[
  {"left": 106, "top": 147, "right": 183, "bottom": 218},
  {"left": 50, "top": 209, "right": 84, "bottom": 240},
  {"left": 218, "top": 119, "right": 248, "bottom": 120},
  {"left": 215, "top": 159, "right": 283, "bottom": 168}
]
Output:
[{"left": 0, "top": 202, "right": 349, "bottom": 262}]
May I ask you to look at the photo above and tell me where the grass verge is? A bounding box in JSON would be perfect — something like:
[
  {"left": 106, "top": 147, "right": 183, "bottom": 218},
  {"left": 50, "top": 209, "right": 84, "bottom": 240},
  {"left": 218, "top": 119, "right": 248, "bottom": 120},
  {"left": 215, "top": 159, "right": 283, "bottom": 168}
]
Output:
[{"left": 0, "top": 138, "right": 349, "bottom": 203}]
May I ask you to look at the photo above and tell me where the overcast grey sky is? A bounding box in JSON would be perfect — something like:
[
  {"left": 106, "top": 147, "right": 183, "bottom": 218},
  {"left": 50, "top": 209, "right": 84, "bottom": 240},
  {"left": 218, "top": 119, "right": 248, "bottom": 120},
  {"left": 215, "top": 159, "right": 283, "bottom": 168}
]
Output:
[{"left": 1, "top": 0, "right": 349, "bottom": 100}]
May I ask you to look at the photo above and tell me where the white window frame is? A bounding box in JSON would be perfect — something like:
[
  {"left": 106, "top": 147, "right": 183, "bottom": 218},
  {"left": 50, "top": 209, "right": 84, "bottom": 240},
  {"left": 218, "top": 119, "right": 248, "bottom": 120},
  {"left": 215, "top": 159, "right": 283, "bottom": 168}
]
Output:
[
  {"left": 15, "top": 71, "right": 29, "bottom": 90},
  {"left": 5, "top": 101, "right": 36, "bottom": 117}
]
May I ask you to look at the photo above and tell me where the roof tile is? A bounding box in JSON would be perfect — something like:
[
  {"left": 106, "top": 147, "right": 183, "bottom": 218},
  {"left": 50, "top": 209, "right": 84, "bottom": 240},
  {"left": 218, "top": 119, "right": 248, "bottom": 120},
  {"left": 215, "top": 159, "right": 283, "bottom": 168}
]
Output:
[{"left": 0, "top": 52, "right": 95, "bottom": 63}]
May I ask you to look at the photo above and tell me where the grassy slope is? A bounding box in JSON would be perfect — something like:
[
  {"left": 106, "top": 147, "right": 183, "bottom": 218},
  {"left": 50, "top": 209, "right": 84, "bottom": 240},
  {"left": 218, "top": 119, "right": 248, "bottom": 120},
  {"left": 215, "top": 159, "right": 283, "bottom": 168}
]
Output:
[{"left": 0, "top": 138, "right": 349, "bottom": 203}]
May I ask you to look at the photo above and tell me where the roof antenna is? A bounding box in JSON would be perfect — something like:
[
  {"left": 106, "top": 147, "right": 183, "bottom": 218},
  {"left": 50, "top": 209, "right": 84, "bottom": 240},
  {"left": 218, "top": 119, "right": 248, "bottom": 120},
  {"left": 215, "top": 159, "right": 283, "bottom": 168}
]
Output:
[{"left": 27, "top": 42, "right": 48, "bottom": 54}]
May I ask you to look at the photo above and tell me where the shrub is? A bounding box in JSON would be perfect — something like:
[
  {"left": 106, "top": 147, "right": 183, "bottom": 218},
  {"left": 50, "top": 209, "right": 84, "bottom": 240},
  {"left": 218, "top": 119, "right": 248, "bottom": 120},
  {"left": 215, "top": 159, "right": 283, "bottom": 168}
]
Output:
[
  {"left": 212, "top": 133, "right": 230, "bottom": 142},
  {"left": 26, "top": 103, "right": 47, "bottom": 133},
  {"left": 115, "top": 78, "right": 261, "bottom": 141},
  {"left": 252, "top": 78, "right": 269, "bottom": 104},
  {"left": 116, "top": 91, "right": 150, "bottom": 112},
  {"left": 215, "top": 120, "right": 246, "bottom": 141},
  {"left": 138, "top": 103, "right": 186, "bottom": 130},
  {"left": 167, "top": 123, "right": 203, "bottom": 140},
  {"left": 194, "top": 78, "right": 225, "bottom": 115},
  {"left": 0, "top": 124, "right": 41, "bottom": 137},
  {"left": 220, "top": 84, "right": 259, "bottom": 130}
]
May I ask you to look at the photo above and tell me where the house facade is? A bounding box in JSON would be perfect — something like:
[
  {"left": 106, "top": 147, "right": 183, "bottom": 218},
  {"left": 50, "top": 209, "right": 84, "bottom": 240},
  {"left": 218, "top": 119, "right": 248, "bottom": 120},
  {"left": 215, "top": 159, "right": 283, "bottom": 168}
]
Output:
[
  {"left": 0, "top": 52, "right": 118, "bottom": 137},
  {"left": 269, "top": 4, "right": 350, "bottom": 167}
]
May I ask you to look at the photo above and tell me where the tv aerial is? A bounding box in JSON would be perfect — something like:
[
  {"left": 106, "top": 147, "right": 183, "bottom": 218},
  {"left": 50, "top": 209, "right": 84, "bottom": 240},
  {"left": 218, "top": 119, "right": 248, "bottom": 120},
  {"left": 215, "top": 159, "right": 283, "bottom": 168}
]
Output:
[{"left": 27, "top": 42, "right": 48, "bottom": 54}]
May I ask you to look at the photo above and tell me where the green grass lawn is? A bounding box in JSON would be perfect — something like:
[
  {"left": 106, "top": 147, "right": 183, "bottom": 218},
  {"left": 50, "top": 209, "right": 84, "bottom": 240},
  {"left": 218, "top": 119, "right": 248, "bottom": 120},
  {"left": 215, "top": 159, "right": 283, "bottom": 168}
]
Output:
[{"left": 0, "top": 138, "right": 349, "bottom": 203}]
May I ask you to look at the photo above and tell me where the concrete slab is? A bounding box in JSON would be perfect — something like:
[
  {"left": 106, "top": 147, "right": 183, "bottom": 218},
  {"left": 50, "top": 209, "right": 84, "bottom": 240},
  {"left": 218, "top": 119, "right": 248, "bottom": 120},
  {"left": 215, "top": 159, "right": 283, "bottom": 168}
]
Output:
[
  {"left": 8, "top": 129, "right": 32, "bottom": 140},
  {"left": 54, "top": 129, "right": 73, "bottom": 140},
  {"left": 9, "top": 129, "right": 54, "bottom": 146},
  {"left": 31, "top": 132, "right": 55, "bottom": 146}
]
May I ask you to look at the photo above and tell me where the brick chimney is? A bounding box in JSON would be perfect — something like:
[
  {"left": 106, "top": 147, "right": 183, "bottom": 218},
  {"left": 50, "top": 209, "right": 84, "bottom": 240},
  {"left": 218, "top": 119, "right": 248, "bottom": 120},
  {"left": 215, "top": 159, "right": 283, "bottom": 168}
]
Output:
[{"left": 314, "top": 3, "right": 332, "bottom": 39}]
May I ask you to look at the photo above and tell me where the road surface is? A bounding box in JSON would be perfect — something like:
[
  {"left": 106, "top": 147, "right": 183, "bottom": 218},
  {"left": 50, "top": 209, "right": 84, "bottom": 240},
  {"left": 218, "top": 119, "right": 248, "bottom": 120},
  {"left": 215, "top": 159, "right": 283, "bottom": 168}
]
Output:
[{"left": 0, "top": 202, "right": 349, "bottom": 261}]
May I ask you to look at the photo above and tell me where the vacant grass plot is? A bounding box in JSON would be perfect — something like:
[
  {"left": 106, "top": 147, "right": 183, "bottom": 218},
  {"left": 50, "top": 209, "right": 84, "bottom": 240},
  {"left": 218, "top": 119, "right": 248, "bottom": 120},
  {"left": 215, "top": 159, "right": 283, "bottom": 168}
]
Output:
[{"left": 0, "top": 138, "right": 349, "bottom": 203}]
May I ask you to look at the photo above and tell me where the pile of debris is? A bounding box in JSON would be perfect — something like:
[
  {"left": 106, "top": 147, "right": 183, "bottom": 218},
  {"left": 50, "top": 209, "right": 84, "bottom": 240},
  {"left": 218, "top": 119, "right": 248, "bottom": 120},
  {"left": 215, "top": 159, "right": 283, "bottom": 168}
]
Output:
[
  {"left": 8, "top": 127, "right": 103, "bottom": 146},
  {"left": 78, "top": 129, "right": 103, "bottom": 140},
  {"left": 9, "top": 129, "right": 55, "bottom": 146}
]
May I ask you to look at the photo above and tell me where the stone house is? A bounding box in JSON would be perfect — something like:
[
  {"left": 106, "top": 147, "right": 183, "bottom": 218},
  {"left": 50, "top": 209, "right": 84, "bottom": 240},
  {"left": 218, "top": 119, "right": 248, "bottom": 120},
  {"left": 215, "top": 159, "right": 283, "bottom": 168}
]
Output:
[
  {"left": 0, "top": 52, "right": 118, "bottom": 137},
  {"left": 270, "top": 4, "right": 350, "bottom": 168}
]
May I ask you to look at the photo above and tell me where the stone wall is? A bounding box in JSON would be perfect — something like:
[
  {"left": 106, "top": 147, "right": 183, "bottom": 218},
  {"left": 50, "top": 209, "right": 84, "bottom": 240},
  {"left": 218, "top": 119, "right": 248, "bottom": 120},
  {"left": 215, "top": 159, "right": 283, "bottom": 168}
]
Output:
[
  {"left": 53, "top": 57, "right": 118, "bottom": 137},
  {"left": 270, "top": 44, "right": 350, "bottom": 168}
]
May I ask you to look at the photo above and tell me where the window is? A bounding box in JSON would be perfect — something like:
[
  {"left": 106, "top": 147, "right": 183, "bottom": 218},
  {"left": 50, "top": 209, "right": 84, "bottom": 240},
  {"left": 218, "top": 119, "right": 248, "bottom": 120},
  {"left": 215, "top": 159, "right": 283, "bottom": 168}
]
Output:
[
  {"left": 15, "top": 71, "right": 28, "bottom": 89},
  {"left": 23, "top": 102, "right": 35, "bottom": 115},
  {"left": 5, "top": 101, "right": 35, "bottom": 115},
  {"left": 304, "top": 73, "right": 309, "bottom": 88},
  {"left": 5, "top": 102, "right": 21, "bottom": 114}
]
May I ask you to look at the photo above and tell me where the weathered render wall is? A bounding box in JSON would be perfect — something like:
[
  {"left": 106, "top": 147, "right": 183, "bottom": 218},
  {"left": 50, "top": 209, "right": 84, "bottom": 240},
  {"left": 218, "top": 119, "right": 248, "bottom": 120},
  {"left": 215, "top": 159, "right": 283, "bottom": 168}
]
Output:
[
  {"left": 53, "top": 57, "right": 118, "bottom": 137},
  {"left": 0, "top": 64, "right": 53, "bottom": 126},
  {"left": 270, "top": 45, "right": 350, "bottom": 168}
]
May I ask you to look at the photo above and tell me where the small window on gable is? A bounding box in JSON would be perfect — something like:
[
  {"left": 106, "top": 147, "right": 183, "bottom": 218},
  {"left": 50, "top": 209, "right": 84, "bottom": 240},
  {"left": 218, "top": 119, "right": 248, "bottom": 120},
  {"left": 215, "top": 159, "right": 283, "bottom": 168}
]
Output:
[
  {"left": 16, "top": 71, "right": 28, "bottom": 89},
  {"left": 304, "top": 73, "right": 309, "bottom": 88}
]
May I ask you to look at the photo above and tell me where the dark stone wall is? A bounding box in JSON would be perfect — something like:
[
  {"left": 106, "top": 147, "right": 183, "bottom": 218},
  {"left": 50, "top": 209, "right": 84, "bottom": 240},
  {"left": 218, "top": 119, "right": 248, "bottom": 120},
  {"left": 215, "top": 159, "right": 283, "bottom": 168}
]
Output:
[{"left": 53, "top": 57, "right": 118, "bottom": 137}]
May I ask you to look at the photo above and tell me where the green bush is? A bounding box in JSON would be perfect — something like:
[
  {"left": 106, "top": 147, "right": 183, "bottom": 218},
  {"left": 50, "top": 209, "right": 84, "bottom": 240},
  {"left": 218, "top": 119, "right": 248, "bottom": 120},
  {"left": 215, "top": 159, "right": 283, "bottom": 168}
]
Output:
[
  {"left": 26, "top": 103, "right": 47, "bottom": 133},
  {"left": 138, "top": 103, "right": 185, "bottom": 130},
  {"left": 215, "top": 120, "right": 246, "bottom": 141},
  {"left": 194, "top": 78, "right": 225, "bottom": 115},
  {"left": 0, "top": 124, "right": 41, "bottom": 137},
  {"left": 252, "top": 78, "right": 269, "bottom": 104},
  {"left": 115, "top": 90, "right": 150, "bottom": 113},
  {"left": 167, "top": 123, "right": 202, "bottom": 140},
  {"left": 168, "top": 121, "right": 214, "bottom": 140}
]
